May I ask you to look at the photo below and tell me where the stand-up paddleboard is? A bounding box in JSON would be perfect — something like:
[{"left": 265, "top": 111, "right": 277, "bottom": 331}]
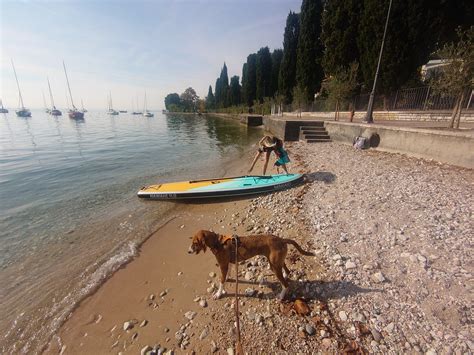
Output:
[{"left": 137, "top": 174, "right": 304, "bottom": 200}]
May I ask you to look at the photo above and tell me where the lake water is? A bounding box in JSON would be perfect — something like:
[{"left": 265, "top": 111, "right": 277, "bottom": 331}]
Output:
[{"left": 0, "top": 110, "right": 261, "bottom": 353}]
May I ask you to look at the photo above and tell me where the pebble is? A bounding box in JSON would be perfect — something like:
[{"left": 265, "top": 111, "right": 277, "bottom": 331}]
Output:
[
  {"left": 339, "top": 311, "right": 348, "bottom": 321},
  {"left": 345, "top": 260, "right": 356, "bottom": 269},
  {"left": 227, "top": 348, "right": 235, "bottom": 355},
  {"left": 184, "top": 311, "right": 196, "bottom": 320},
  {"left": 305, "top": 324, "right": 316, "bottom": 336},
  {"left": 199, "top": 299, "right": 208, "bottom": 308},
  {"left": 244, "top": 288, "right": 256, "bottom": 297},
  {"left": 372, "top": 272, "right": 386, "bottom": 283},
  {"left": 209, "top": 272, "right": 216, "bottom": 278},
  {"left": 123, "top": 321, "right": 133, "bottom": 331},
  {"left": 199, "top": 329, "right": 209, "bottom": 340},
  {"left": 140, "top": 320, "right": 148, "bottom": 327},
  {"left": 160, "top": 290, "right": 167, "bottom": 297},
  {"left": 371, "top": 329, "right": 383, "bottom": 342},
  {"left": 140, "top": 345, "right": 153, "bottom": 355}
]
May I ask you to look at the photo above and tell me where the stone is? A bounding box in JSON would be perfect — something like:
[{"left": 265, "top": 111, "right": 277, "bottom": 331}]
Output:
[
  {"left": 244, "top": 271, "right": 253, "bottom": 281},
  {"left": 211, "top": 340, "right": 218, "bottom": 353},
  {"left": 322, "top": 338, "right": 332, "bottom": 348},
  {"left": 199, "top": 329, "right": 209, "bottom": 340},
  {"left": 140, "top": 320, "right": 148, "bottom": 327},
  {"left": 141, "top": 345, "right": 153, "bottom": 355},
  {"left": 227, "top": 347, "right": 235, "bottom": 355},
  {"left": 123, "top": 321, "right": 133, "bottom": 331},
  {"left": 184, "top": 311, "right": 196, "bottom": 320},
  {"left": 160, "top": 290, "right": 167, "bottom": 297},
  {"left": 244, "top": 288, "right": 256, "bottom": 297},
  {"left": 209, "top": 272, "right": 216, "bottom": 278},
  {"left": 372, "top": 272, "right": 386, "bottom": 283},
  {"left": 199, "top": 299, "right": 207, "bottom": 308},
  {"left": 345, "top": 260, "right": 356, "bottom": 269},
  {"left": 371, "top": 329, "right": 382, "bottom": 342},
  {"left": 339, "top": 311, "right": 348, "bottom": 321},
  {"left": 384, "top": 322, "right": 395, "bottom": 333},
  {"left": 305, "top": 324, "right": 316, "bottom": 336}
]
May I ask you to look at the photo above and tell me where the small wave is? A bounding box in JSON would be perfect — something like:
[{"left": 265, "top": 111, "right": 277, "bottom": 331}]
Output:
[{"left": 5, "top": 241, "right": 138, "bottom": 354}]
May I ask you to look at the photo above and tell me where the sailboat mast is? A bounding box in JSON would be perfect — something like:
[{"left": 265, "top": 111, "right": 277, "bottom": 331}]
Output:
[
  {"left": 47, "top": 77, "right": 55, "bottom": 108},
  {"left": 11, "top": 60, "right": 25, "bottom": 109},
  {"left": 63, "top": 61, "right": 76, "bottom": 109}
]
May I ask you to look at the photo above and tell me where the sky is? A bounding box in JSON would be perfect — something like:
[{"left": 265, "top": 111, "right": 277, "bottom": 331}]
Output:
[{"left": 0, "top": 0, "right": 301, "bottom": 110}]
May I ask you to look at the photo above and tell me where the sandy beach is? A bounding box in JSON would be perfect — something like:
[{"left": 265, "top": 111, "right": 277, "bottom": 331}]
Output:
[{"left": 45, "top": 141, "right": 473, "bottom": 354}]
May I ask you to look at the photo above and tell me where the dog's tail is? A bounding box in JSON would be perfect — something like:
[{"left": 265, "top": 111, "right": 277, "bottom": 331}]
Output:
[{"left": 283, "top": 239, "right": 315, "bottom": 256}]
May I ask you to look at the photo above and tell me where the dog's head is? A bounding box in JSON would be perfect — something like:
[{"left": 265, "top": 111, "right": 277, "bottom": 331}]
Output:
[{"left": 188, "top": 230, "right": 211, "bottom": 254}]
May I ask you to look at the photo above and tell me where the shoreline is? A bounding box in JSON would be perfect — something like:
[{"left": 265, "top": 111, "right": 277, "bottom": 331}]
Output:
[{"left": 45, "top": 140, "right": 472, "bottom": 354}]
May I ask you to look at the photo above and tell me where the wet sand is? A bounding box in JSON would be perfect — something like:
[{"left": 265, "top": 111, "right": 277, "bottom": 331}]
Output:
[{"left": 45, "top": 149, "right": 287, "bottom": 354}]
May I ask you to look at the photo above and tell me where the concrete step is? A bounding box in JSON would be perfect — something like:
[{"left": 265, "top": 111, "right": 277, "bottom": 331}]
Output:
[
  {"left": 301, "top": 129, "right": 327, "bottom": 134},
  {"left": 300, "top": 124, "right": 325, "bottom": 130},
  {"left": 304, "top": 134, "right": 330, "bottom": 140},
  {"left": 306, "top": 138, "right": 332, "bottom": 143}
]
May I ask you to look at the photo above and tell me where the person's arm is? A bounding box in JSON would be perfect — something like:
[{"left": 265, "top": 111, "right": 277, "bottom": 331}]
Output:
[{"left": 248, "top": 151, "right": 262, "bottom": 173}]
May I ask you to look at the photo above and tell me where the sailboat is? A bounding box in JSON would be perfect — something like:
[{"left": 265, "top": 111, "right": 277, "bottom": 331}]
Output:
[
  {"left": 81, "top": 99, "right": 87, "bottom": 113},
  {"left": 62, "top": 61, "right": 84, "bottom": 119},
  {"left": 42, "top": 91, "right": 50, "bottom": 113},
  {"left": 107, "top": 92, "right": 119, "bottom": 115},
  {"left": 132, "top": 96, "right": 141, "bottom": 115},
  {"left": 143, "top": 92, "right": 154, "bottom": 117},
  {"left": 47, "top": 77, "right": 62, "bottom": 116},
  {"left": 0, "top": 99, "right": 8, "bottom": 113},
  {"left": 11, "top": 60, "right": 31, "bottom": 117}
]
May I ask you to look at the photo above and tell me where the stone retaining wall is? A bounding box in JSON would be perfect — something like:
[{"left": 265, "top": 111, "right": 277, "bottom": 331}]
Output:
[{"left": 325, "top": 121, "right": 474, "bottom": 169}]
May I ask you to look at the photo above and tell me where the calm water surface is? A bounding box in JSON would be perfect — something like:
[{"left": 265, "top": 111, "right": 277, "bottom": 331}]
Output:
[{"left": 0, "top": 110, "right": 261, "bottom": 353}]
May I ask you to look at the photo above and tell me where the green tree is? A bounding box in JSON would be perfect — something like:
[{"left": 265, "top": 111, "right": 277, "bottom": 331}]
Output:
[
  {"left": 164, "top": 93, "right": 181, "bottom": 110},
  {"left": 214, "top": 78, "right": 221, "bottom": 108},
  {"left": 431, "top": 27, "right": 474, "bottom": 129},
  {"left": 229, "top": 75, "right": 242, "bottom": 106},
  {"left": 296, "top": 0, "right": 325, "bottom": 102},
  {"left": 243, "top": 53, "right": 257, "bottom": 107},
  {"left": 292, "top": 85, "right": 308, "bottom": 117},
  {"left": 256, "top": 47, "right": 272, "bottom": 102},
  {"left": 180, "top": 87, "right": 199, "bottom": 112},
  {"left": 241, "top": 62, "right": 248, "bottom": 106},
  {"left": 206, "top": 85, "right": 215, "bottom": 110},
  {"left": 321, "top": 0, "right": 362, "bottom": 76},
  {"left": 279, "top": 11, "right": 300, "bottom": 104},
  {"left": 322, "top": 62, "right": 359, "bottom": 120},
  {"left": 270, "top": 49, "right": 283, "bottom": 98}
]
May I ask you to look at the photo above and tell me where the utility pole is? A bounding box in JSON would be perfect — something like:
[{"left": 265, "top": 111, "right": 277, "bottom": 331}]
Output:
[{"left": 365, "top": 0, "right": 393, "bottom": 123}]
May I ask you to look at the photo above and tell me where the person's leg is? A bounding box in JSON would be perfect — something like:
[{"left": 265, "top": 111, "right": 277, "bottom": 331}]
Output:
[
  {"left": 281, "top": 163, "right": 289, "bottom": 174},
  {"left": 248, "top": 151, "right": 262, "bottom": 173},
  {"left": 262, "top": 151, "right": 271, "bottom": 175}
]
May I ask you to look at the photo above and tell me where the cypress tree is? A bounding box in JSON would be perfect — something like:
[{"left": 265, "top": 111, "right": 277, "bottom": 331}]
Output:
[
  {"left": 243, "top": 53, "right": 257, "bottom": 106},
  {"left": 357, "top": 0, "right": 443, "bottom": 95},
  {"left": 206, "top": 85, "right": 215, "bottom": 110},
  {"left": 219, "top": 63, "right": 230, "bottom": 107},
  {"left": 214, "top": 77, "right": 221, "bottom": 107},
  {"left": 296, "top": 0, "right": 325, "bottom": 102},
  {"left": 229, "top": 75, "right": 241, "bottom": 106},
  {"left": 256, "top": 47, "right": 272, "bottom": 102},
  {"left": 321, "top": 0, "right": 362, "bottom": 76},
  {"left": 270, "top": 49, "right": 283, "bottom": 98},
  {"left": 279, "top": 11, "right": 300, "bottom": 104},
  {"left": 241, "top": 62, "right": 248, "bottom": 106}
]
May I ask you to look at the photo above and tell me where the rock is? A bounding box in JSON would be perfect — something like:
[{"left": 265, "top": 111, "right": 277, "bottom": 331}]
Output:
[
  {"left": 177, "top": 271, "right": 183, "bottom": 276},
  {"left": 140, "top": 320, "right": 148, "bottom": 327},
  {"left": 371, "top": 329, "right": 382, "bottom": 342},
  {"left": 305, "top": 324, "right": 316, "bottom": 336},
  {"left": 345, "top": 260, "right": 357, "bottom": 269},
  {"left": 244, "top": 288, "right": 256, "bottom": 297},
  {"left": 132, "top": 332, "right": 138, "bottom": 340},
  {"left": 322, "top": 338, "right": 332, "bottom": 349},
  {"left": 244, "top": 271, "right": 253, "bottom": 281},
  {"left": 123, "top": 321, "right": 133, "bottom": 331},
  {"left": 332, "top": 254, "right": 342, "bottom": 261},
  {"left": 372, "top": 272, "right": 386, "bottom": 283},
  {"left": 211, "top": 340, "right": 218, "bottom": 353},
  {"left": 149, "top": 294, "right": 155, "bottom": 301},
  {"left": 184, "top": 311, "right": 196, "bottom": 320},
  {"left": 141, "top": 345, "right": 153, "bottom": 355},
  {"left": 199, "top": 299, "right": 207, "bottom": 308},
  {"left": 199, "top": 329, "right": 209, "bottom": 340},
  {"left": 227, "top": 348, "right": 235, "bottom": 355},
  {"left": 209, "top": 272, "right": 216, "bottom": 278},
  {"left": 160, "top": 290, "right": 167, "bottom": 297},
  {"left": 339, "top": 311, "right": 348, "bottom": 321},
  {"left": 384, "top": 322, "right": 395, "bottom": 333}
]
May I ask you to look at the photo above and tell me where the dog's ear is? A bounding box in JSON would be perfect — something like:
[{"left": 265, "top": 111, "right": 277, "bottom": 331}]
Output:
[
  {"left": 203, "top": 230, "right": 221, "bottom": 250},
  {"left": 196, "top": 231, "right": 207, "bottom": 253}
]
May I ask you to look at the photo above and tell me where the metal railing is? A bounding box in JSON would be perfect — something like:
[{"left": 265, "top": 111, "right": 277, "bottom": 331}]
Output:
[{"left": 280, "top": 87, "right": 473, "bottom": 113}]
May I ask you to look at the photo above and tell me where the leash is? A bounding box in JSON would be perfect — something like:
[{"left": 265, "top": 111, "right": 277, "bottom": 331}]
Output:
[{"left": 233, "top": 235, "right": 244, "bottom": 355}]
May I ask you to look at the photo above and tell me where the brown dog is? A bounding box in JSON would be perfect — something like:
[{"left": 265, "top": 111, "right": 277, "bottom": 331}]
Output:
[{"left": 188, "top": 230, "right": 315, "bottom": 300}]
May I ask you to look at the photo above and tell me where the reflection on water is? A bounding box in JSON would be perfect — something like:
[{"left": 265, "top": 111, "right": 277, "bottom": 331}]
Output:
[{"left": 0, "top": 110, "right": 261, "bottom": 353}]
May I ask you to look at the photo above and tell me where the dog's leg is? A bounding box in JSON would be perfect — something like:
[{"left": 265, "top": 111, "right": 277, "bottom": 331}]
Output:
[
  {"left": 213, "top": 263, "right": 228, "bottom": 299},
  {"left": 273, "top": 264, "right": 290, "bottom": 301},
  {"left": 283, "top": 263, "right": 290, "bottom": 279}
]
